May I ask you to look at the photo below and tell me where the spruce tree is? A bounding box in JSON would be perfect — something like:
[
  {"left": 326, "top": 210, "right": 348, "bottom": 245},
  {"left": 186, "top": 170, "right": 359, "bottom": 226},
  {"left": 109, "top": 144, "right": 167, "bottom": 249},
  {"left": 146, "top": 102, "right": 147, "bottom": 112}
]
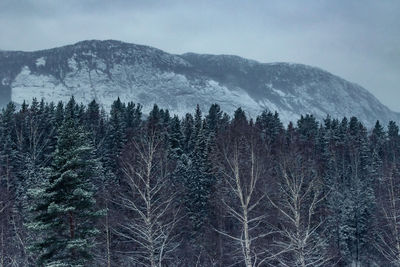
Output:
[
  {"left": 182, "top": 106, "right": 215, "bottom": 232},
  {"left": 103, "top": 98, "right": 126, "bottom": 174},
  {"left": 387, "top": 121, "right": 400, "bottom": 163},
  {"left": 0, "top": 102, "right": 18, "bottom": 191},
  {"left": 124, "top": 102, "right": 142, "bottom": 140},
  {"left": 168, "top": 115, "right": 184, "bottom": 160},
  {"left": 205, "top": 104, "right": 223, "bottom": 134},
  {"left": 84, "top": 100, "right": 101, "bottom": 146},
  {"left": 182, "top": 113, "right": 194, "bottom": 153},
  {"left": 186, "top": 126, "right": 213, "bottom": 231},
  {"left": 255, "top": 110, "right": 283, "bottom": 146},
  {"left": 28, "top": 115, "right": 103, "bottom": 266}
]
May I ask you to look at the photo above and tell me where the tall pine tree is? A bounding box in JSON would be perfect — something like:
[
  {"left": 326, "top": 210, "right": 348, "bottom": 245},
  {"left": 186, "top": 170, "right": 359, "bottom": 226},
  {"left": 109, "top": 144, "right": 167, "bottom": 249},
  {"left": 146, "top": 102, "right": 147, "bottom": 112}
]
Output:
[{"left": 28, "top": 113, "right": 103, "bottom": 266}]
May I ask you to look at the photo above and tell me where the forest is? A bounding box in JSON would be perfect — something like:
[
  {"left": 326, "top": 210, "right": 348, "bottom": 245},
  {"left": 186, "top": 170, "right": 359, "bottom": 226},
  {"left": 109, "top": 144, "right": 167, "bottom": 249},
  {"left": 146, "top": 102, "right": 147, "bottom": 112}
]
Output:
[{"left": 0, "top": 97, "right": 399, "bottom": 267}]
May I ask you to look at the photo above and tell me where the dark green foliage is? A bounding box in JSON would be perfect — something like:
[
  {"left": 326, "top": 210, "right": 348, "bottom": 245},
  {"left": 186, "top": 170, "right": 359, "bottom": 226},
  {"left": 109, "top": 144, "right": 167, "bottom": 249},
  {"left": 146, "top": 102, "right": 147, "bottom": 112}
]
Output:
[
  {"left": 0, "top": 102, "right": 18, "bottom": 190},
  {"left": 28, "top": 115, "right": 103, "bottom": 266},
  {"left": 124, "top": 101, "right": 142, "bottom": 139},
  {"left": 182, "top": 106, "right": 215, "bottom": 233},
  {"left": 255, "top": 110, "right": 283, "bottom": 146},
  {"left": 103, "top": 98, "right": 126, "bottom": 174},
  {"left": 168, "top": 115, "right": 184, "bottom": 160},
  {"left": 182, "top": 113, "right": 194, "bottom": 153},
  {"left": 324, "top": 118, "right": 378, "bottom": 265}
]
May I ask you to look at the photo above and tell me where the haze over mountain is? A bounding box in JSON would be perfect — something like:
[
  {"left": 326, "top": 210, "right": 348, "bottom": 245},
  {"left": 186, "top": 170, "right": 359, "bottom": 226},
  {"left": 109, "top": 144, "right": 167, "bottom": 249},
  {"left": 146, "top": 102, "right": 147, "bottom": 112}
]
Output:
[{"left": 0, "top": 39, "right": 397, "bottom": 127}]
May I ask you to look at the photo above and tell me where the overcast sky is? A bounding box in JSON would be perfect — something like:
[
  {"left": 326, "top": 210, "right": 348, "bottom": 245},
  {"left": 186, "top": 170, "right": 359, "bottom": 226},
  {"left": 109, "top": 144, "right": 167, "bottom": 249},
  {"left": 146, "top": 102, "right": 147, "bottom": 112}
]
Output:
[{"left": 0, "top": 0, "right": 399, "bottom": 111}]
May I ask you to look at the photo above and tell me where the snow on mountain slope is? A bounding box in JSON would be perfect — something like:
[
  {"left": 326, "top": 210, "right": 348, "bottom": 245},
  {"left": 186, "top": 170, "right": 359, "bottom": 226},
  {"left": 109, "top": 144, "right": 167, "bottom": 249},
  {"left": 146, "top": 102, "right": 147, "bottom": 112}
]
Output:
[{"left": 0, "top": 40, "right": 398, "bottom": 127}]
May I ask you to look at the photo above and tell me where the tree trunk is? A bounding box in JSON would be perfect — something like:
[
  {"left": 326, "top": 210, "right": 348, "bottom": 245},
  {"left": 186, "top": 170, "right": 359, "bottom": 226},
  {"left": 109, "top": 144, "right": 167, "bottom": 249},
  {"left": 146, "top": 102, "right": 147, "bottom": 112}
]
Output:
[
  {"left": 69, "top": 212, "right": 75, "bottom": 239},
  {"left": 105, "top": 203, "right": 111, "bottom": 267},
  {"left": 243, "top": 209, "right": 252, "bottom": 267},
  {"left": 1, "top": 225, "right": 4, "bottom": 267}
]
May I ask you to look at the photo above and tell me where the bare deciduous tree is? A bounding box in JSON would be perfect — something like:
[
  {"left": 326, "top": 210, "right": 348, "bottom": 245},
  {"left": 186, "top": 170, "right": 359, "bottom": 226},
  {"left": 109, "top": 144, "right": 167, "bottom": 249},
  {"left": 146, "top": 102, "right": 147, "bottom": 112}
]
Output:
[
  {"left": 0, "top": 182, "right": 14, "bottom": 267},
  {"left": 268, "top": 156, "right": 330, "bottom": 267},
  {"left": 375, "top": 165, "right": 400, "bottom": 266},
  {"left": 218, "top": 137, "right": 273, "bottom": 267},
  {"left": 0, "top": 198, "right": 9, "bottom": 267},
  {"left": 117, "top": 132, "right": 181, "bottom": 267}
]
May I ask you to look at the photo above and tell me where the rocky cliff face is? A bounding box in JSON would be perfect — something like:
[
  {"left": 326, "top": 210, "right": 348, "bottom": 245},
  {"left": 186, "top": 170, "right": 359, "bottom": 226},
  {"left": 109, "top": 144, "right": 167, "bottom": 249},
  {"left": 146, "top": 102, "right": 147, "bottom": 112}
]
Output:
[{"left": 0, "top": 40, "right": 397, "bottom": 127}]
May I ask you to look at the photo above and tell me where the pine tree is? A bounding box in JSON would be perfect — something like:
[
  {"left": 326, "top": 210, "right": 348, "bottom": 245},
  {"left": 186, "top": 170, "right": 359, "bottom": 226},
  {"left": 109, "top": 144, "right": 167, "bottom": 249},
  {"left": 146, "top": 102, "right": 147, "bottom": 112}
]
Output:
[
  {"left": 205, "top": 104, "right": 223, "bottom": 134},
  {"left": 185, "top": 126, "right": 213, "bottom": 231},
  {"left": 182, "top": 113, "right": 194, "bottom": 154},
  {"left": 55, "top": 101, "right": 64, "bottom": 128},
  {"left": 85, "top": 100, "right": 101, "bottom": 146},
  {"left": 370, "top": 120, "right": 386, "bottom": 161},
  {"left": 387, "top": 121, "right": 400, "bottom": 163},
  {"left": 0, "top": 102, "right": 18, "bottom": 191},
  {"left": 337, "top": 121, "right": 377, "bottom": 265},
  {"left": 180, "top": 106, "right": 215, "bottom": 235},
  {"left": 255, "top": 110, "right": 283, "bottom": 146},
  {"left": 168, "top": 115, "right": 184, "bottom": 160},
  {"left": 103, "top": 98, "right": 126, "bottom": 174},
  {"left": 28, "top": 116, "right": 103, "bottom": 266},
  {"left": 124, "top": 102, "right": 142, "bottom": 140}
]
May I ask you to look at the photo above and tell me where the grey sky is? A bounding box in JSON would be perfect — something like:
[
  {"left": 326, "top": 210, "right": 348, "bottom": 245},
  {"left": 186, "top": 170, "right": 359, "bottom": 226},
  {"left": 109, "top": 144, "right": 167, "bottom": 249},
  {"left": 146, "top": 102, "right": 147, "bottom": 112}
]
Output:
[{"left": 1, "top": 0, "right": 399, "bottom": 111}]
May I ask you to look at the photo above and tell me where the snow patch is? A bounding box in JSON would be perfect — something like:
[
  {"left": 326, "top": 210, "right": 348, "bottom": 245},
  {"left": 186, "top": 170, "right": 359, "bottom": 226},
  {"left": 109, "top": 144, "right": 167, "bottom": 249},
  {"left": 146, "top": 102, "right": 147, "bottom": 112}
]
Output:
[
  {"left": 35, "top": 57, "right": 46, "bottom": 67},
  {"left": 11, "top": 66, "right": 69, "bottom": 104},
  {"left": 267, "top": 84, "right": 287, "bottom": 97}
]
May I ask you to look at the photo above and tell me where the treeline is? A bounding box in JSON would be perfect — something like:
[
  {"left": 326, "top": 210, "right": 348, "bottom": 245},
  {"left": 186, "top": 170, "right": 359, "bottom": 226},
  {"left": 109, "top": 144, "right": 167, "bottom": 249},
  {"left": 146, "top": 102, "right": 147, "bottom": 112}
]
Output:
[{"left": 0, "top": 97, "right": 399, "bottom": 266}]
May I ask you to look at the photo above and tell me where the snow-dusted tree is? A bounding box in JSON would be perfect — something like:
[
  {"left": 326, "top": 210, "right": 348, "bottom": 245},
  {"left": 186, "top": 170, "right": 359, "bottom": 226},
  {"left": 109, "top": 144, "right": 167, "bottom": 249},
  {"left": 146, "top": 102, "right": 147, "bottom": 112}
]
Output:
[
  {"left": 118, "top": 131, "right": 181, "bottom": 267},
  {"left": 28, "top": 115, "right": 103, "bottom": 266},
  {"left": 268, "top": 155, "right": 330, "bottom": 267},
  {"left": 103, "top": 97, "right": 126, "bottom": 174},
  {"left": 375, "top": 164, "right": 400, "bottom": 265},
  {"left": 324, "top": 118, "right": 377, "bottom": 265},
  {"left": 185, "top": 127, "right": 214, "bottom": 231},
  {"left": 0, "top": 102, "right": 25, "bottom": 266},
  {"left": 0, "top": 178, "right": 13, "bottom": 267},
  {"left": 13, "top": 101, "right": 56, "bottom": 265}
]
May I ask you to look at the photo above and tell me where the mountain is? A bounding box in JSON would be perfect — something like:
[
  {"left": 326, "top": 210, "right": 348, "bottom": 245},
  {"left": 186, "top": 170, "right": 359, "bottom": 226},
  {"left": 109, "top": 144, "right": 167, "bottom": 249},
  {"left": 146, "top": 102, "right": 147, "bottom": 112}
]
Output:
[{"left": 0, "top": 39, "right": 398, "bottom": 127}]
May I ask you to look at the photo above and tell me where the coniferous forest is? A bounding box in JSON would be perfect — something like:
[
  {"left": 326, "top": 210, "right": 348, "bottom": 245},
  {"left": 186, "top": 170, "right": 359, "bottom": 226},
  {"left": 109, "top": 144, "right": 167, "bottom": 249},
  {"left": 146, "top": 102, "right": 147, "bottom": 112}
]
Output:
[{"left": 1, "top": 97, "right": 400, "bottom": 267}]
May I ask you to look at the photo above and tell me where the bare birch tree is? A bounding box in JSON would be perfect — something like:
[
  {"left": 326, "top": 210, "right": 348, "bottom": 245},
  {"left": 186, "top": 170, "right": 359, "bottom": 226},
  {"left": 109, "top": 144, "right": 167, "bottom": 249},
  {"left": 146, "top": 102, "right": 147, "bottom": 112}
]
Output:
[
  {"left": 268, "top": 156, "right": 330, "bottom": 267},
  {"left": 217, "top": 135, "right": 273, "bottom": 267},
  {"left": 375, "top": 164, "right": 400, "bottom": 266},
  {"left": 117, "top": 132, "right": 180, "bottom": 267},
  {"left": 0, "top": 196, "right": 10, "bottom": 267},
  {"left": 0, "top": 173, "right": 15, "bottom": 267}
]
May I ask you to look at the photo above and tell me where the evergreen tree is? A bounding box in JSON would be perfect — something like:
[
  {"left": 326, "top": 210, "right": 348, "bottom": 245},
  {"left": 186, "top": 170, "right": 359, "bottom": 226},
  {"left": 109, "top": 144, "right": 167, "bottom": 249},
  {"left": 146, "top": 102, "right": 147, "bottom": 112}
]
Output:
[
  {"left": 255, "top": 110, "right": 283, "bottom": 146},
  {"left": 103, "top": 98, "right": 126, "bottom": 174},
  {"left": 387, "top": 121, "right": 400, "bottom": 163},
  {"left": 146, "top": 104, "right": 162, "bottom": 134},
  {"left": 182, "top": 113, "right": 194, "bottom": 153},
  {"left": 370, "top": 120, "right": 386, "bottom": 161},
  {"left": 84, "top": 100, "right": 101, "bottom": 146},
  {"left": 185, "top": 126, "right": 213, "bottom": 231},
  {"left": 28, "top": 116, "right": 103, "bottom": 266},
  {"left": 182, "top": 106, "right": 215, "bottom": 233},
  {"left": 168, "top": 115, "right": 184, "bottom": 160},
  {"left": 124, "top": 102, "right": 142, "bottom": 140},
  {"left": 335, "top": 122, "right": 377, "bottom": 265},
  {"left": 55, "top": 101, "right": 64, "bottom": 128},
  {"left": 205, "top": 103, "right": 223, "bottom": 134},
  {"left": 0, "top": 102, "right": 18, "bottom": 191}
]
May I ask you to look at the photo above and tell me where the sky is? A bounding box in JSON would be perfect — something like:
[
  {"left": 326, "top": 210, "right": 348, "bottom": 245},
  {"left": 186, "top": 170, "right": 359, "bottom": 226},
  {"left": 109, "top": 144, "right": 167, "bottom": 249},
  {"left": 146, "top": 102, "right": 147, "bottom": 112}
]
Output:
[{"left": 0, "top": 0, "right": 399, "bottom": 111}]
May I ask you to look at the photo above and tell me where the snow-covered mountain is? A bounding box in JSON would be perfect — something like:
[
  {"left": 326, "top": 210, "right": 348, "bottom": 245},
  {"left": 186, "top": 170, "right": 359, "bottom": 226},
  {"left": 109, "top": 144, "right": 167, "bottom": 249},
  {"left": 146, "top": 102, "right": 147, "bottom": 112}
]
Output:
[{"left": 0, "top": 39, "right": 398, "bottom": 127}]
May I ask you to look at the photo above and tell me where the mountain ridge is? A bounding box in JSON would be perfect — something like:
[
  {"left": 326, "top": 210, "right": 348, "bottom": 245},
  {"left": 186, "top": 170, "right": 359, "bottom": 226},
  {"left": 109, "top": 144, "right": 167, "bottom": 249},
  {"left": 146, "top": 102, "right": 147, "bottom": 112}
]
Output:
[{"left": 0, "top": 39, "right": 398, "bottom": 127}]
